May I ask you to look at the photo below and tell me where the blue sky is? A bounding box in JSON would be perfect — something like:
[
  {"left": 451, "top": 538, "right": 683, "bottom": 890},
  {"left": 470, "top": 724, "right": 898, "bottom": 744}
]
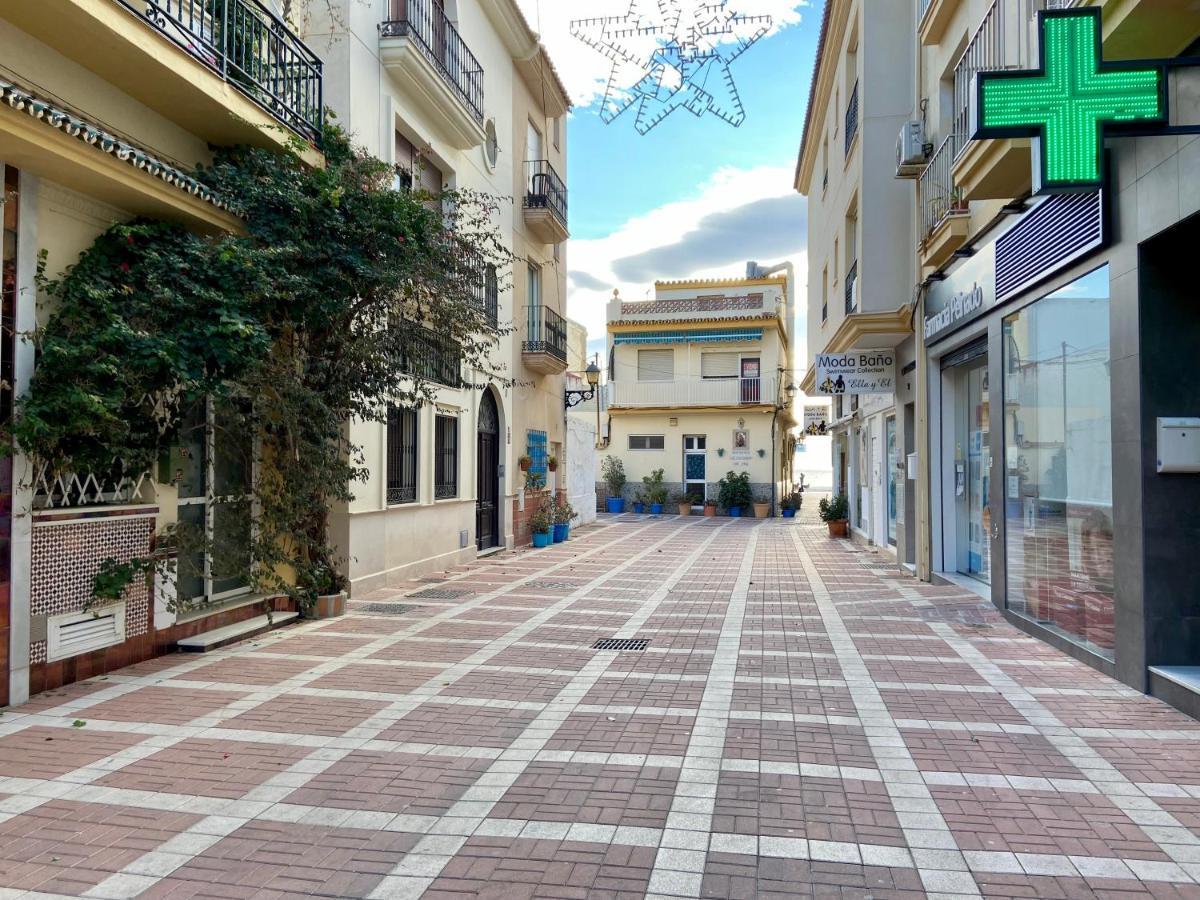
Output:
[{"left": 517, "top": 1, "right": 818, "bottom": 356}]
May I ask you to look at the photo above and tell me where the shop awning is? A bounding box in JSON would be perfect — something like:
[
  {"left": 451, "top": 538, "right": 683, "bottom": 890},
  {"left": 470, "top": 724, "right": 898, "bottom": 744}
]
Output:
[{"left": 613, "top": 328, "right": 763, "bottom": 345}]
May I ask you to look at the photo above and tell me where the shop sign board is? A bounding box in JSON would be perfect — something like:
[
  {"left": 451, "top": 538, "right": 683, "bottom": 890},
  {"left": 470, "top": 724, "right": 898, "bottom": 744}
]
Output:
[
  {"left": 803, "top": 406, "right": 828, "bottom": 435},
  {"left": 813, "top": 350, "right": 895, "bottom": 396},
  {"left": 925, "top": 240, "right": 997, "bottom": 345}
]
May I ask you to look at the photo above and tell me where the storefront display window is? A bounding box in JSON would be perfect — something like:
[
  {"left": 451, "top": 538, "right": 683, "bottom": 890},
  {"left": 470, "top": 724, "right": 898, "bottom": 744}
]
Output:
[{"left": 1003, "top": 265, "right": 1114, "bottom": 658}]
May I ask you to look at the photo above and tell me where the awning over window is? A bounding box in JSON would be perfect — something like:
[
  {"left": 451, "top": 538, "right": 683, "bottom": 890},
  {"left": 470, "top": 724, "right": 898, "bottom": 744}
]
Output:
[{"left": 613, "top": 328, "right": 763, "bottom": 345}]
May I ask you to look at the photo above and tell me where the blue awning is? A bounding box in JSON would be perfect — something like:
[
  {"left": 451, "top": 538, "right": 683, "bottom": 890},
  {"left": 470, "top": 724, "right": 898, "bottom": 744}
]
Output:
[{"left": 613, "top": 328, "right": 763, "bottom": 345}]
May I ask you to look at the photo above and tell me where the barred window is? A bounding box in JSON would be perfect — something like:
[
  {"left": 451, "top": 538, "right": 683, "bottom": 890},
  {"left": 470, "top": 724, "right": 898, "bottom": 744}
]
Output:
[
  {"left": 527, "top": 429, "right": 548, "bottom": 478},
  {"left": 400, "top": 327, "right": 461, "bottom": 387},
  {"left": 435, "top": 414, "right": 458, "bottom": 499},
  {"left": 387, "top": 407, "right": 418, "bottom": 505},
  {"left": 484, "top": 264, "right": 498, "bottom": 329}
]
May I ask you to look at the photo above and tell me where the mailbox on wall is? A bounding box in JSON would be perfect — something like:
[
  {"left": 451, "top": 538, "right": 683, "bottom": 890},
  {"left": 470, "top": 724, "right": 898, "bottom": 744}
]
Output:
[{"left": 1157, "top": 418, "right": 1200, "bottom": 474}]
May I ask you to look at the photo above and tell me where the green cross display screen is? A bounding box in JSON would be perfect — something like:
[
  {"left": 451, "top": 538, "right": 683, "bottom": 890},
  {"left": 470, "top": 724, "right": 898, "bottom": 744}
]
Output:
[{"left": 975, "top": 9, "right": 1165, "bottom": 191}]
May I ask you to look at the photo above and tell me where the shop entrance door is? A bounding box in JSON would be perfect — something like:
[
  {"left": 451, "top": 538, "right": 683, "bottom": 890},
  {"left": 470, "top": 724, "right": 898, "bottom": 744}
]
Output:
[
  {"left": 886, "top": 415, "right": 898, "bottom": 546},
  {"left": 948, "top": 350, "right": 991, "bottom": 583},
  {"left": 684, "top": 436, "right": 706, "bottom": 503}
]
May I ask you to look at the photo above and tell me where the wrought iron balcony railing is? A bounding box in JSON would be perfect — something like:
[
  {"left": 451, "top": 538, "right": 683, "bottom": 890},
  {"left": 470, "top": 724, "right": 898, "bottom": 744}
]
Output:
[
  {"left": 524, "top": 160, "right": 568, "bottom": 230},
  {"left": 844, "top": 260, "right": 858, "bottom": 315},
  {"left": 382, "top": 0, "right": 485, "bottom": 124},
  {"left": 523, "top": 304, "right": 567, "bottom": 362},
  {"left": 119, "top": 0, "right": 324, "bottom": 145},
  {"left": 919, "top": 133, "right": 966, "bottom": 239},
  {"left": 844, "top": 79, "right": 859, "bottom": 157}
]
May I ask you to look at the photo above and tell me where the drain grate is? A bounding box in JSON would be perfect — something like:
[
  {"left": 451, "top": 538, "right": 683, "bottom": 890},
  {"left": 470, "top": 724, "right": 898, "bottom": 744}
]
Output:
[
  {"left": 525, "top": 580, "right": 581, "bottom": 592},
  {"left": 592, "top": 638, "right": 649, "bottom": 651},
  {"left": 358, "top": 603, "right": 418, "bottom": 615},
  {"left": 405, "top": 587, "right": 474, "bottom": 600}
]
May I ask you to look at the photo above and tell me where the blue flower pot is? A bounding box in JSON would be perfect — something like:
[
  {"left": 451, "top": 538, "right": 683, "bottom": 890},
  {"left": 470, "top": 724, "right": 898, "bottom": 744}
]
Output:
[
  {"left": 532, "top": 531, "right": 552, "bottom": 548},
  {"left": 605, "top": 497, "right": 625, "bottom": 514},
  {"left": 782, "top": 508, "right": 797, "bottom": 518},
  {"left": 553, "top": 523, "right": 569, "bottom": 543},
  {"left": 650, "top": 503, "right": 664, "bottom": 515},
  {"left": 728, "top": 506, "right": 742, "bottom": 518},
  {"left": 633, "top": 502, "right": 645, "bottom": 514}
]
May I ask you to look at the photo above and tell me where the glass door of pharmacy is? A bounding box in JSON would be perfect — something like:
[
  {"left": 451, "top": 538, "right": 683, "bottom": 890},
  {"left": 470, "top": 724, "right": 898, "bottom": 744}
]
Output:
[{"left": 954, "top": 358, "right": 991, "bottom": 582}]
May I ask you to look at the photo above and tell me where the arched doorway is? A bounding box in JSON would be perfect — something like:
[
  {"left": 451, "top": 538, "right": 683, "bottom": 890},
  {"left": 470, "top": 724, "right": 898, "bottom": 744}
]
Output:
[{"left": 476, "top": 390, "right": 500, "bottom": 550}]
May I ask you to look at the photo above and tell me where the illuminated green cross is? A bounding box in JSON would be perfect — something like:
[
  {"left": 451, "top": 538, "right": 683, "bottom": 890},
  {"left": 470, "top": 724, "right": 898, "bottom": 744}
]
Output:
[{"left": 976, "top": 9, "right": 1165, "bottom": 190}]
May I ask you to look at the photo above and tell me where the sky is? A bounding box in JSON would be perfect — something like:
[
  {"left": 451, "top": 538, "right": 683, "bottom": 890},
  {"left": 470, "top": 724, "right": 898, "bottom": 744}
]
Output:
[{"left": 514, "top": 0, "right": 819, "bottom": 362}]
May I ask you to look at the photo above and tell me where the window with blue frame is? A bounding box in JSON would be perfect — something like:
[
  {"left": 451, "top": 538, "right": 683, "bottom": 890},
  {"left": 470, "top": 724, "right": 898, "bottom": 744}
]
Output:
[{"left": 527, "top": 430, "right": 548, "bottom": 480}]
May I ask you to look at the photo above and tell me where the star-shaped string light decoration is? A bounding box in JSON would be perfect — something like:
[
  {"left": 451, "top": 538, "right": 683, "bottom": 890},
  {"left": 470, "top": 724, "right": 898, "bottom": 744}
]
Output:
[{"left": 571, "top": 1, "right": 771, "bottom": 134}]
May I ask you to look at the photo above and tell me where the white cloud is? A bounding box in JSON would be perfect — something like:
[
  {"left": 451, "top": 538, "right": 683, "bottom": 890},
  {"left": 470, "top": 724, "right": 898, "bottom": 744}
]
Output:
[
  {"left": 565, "top": 164, "right": 808, "bottom": 357},
  {"left": 516, "top": 0, "right": 809, "bottom": 109}
]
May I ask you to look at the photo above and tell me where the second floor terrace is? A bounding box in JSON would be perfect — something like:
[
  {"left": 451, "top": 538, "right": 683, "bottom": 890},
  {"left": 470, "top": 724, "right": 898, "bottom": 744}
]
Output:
[
  {"left": 380, "top": 0, "right": 486, "bottom": 150},
  {"left": 523, "top": 159, "right": 568, "bottom": 243}
]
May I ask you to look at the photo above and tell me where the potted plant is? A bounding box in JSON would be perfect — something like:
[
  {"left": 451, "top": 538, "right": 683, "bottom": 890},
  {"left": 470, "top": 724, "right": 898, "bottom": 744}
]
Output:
[
  {"left": 780, "top": 494, "right": 798, "bottom": 518},
  {"left": 301, "top": 559, "right": 349, "bottom": 619},
  {"left": 717, "top": 471, "right": 754, "bottom": 517},
  {"left": 703, "top": 498, "right": 718, "bottom": 518},
  {"left": 530, "top": 500, "right": 554, "bottom": 548},
  {"left": 632, "top": 490, "right": 646, "bottom": 514},
  {"left": 675, "top": 492, "right": 697, "bottom": 516},
  {"left": 601, "top": 456, "right": 626, "bottom": 514},
  {"left": 547, "top": 455, "right": 558, "bottom": 472},
  {"left": 553, "top": 496, "right": 575, "bottom": 543},
  {"left": 642, "top": 468, "right": 668, "bottom": 514},
  {"left": 525, "top": 470, "right": 545, "bottom": 493},
  {"left": 818, "top": 494, "right": 850, "bottom": 537},
  {"left": 518, "top": 454, "right": 532, "bottom": 472}
]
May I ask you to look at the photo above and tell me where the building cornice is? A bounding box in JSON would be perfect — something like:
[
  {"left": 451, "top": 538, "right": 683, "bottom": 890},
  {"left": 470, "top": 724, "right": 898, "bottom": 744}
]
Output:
[
  {"left": 653, "top": 275, "right": 787, "bottom": 291},
  {"left": 607, "top": 315, "right": 785, "bottom": 333},
  {"left": 798, "top": 304, "right": 914, "bottom": 394}
]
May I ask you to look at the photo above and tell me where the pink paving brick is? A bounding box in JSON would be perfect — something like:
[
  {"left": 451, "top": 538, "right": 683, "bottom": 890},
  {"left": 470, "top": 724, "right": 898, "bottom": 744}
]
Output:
[
  {"left": 581, "top": 677, "right": 706, "bottom": 709},
  {"left": 483, "top": 645, "right": 591, "bottom": 671},
  {"left": 309, "top": 662, "right": 444, "bottom": 695},
  {"left": 879, "top": 687, "right": 1029, "bottom": 725},
  {"left": 701, "top": 852, "right": 926, "bottom": 900},
  {"left": 723, "top": 719, "right": 876, "bottom": 768},
  {"left": 865, "top": 657, "right": 992, "bottom": 686},
  {"left": 377, "top": 701, "right": 540, "bottom": 748},
  {"left": 489, "top": 762, "right": 679, "bottom": 828},
  {"left": 96, "top": 737, "right": 312, "bottom": 799},
  {"left": 425, "top": 837, "right": 657, "bottom": 899},
  {"left": 9, "top": 679, "right": 111, "bottom": 713},
  {"left": 901, "top": 727, "right": 1085, "bottom": 780},
  {"left": 1039, "top": 695, "right": 1200, "bottom": 731},
  {"left": 1090, "top": 737, "right": 1200, "bottom": 784},
  {"left": 308, "top": 614, "right": 426, "bottom": 635},
  {"left": 546, "top": 712, "right": 695, "bottom": 756},
  {"left": 731, "top": 681, "right": 857, "bottom": 718},
  {"left": 368, "top": 639, "right": 483, "bottom": 664},
  {"left": 438, "top": 669, "right": 568, "bottom": 704},
  {"left": 139, "top": 821, "right": 420, "bottom": 899},
  {"left": 217, "top": 693, "right": 388, "bottom": 737},
  {"left": 175, "top": 655, "right": 315, "bottom": 687},
  {"left": 283, "top": 750, "right": 492, "bottom": 814},
  {"left": 714, "top": 770, "right": 906, "bottom": 846},
  {"left": 0, "top": 800, "right": 201, "bottom": 895},
  {"left": 931, "top": 784, "right": 1171, "bottom": 860},
  {"left": 75, "top": 685, "right": 248, "bottom": 726},
  {"left": 256, "top": 633, "right": 374, "bottom": 658},
  {"left": 736, "top": 653, "right": 844, "bottom": 681},
  {"left": 420, "top": 622, "right": 516, "bottom": 641},
  {"left": 0, "top": 725, "right": 147, "bottom": 779}
]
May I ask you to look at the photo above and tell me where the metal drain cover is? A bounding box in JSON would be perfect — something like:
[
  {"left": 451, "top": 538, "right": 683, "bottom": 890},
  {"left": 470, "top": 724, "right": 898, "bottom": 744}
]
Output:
[
  {"left": 592, "top": 638, "right": 649, "bottom": 651},
  {"left": 405, "top": 587, "right": 473, "bottom": 600},
  {"left": 525, "top": 581, "right": 581, "bottom": 592},
  {"left": 358, "top": 603, "right": 418, "bottom": 615}
]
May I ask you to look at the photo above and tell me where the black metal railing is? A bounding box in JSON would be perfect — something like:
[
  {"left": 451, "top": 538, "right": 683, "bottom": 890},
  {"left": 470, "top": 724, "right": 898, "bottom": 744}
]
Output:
[
  {"left": 845, "top": 259, "right": 858, "bottom": 314},
  {"left": 381, "top": 0, "right": 485, "bottom": 124},
  {"left": 844, "top": 79, "right": 859, "bottom": 157},
  {"left": 119, "top": 0, "right": 323, "bottom": 145},
  {"left": 523, "top": 304, "right": 567, "bottom": 362},
  {"left": 400, "top": 326, "right": 462, "bottom": 387},
  {"left": 481, "top": 263, "right": 499, "bottom": 329},
  {"left": 523, "top": 160, "right": 568, "bottom": 230}
]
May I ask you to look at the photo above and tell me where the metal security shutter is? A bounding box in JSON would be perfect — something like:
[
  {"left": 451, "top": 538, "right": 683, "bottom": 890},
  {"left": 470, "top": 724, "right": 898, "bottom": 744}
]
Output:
[
  {"left": 701, "top": 352, "right": 738, "bottom": 379},
  {"left": 637, "top": 349, "right": 674, "bottom": 382}
]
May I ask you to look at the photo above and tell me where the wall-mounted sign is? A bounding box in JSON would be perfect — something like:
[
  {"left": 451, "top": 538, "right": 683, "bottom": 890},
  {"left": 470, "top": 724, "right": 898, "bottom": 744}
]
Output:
[
  {"left": 925, "top": 283, "right": 988, "bottom": 340},
  {"left": 973, "top": 8, "right": 1166, "bottom": 193},
  {"left": 803, "top": 406, "right": 828, "bottom": 435},
  {"left": 813, "top": 351, "right": 895, "bottom": 396},
  {"left": 731, "top": 428, "right": 751, "bottom": 464}
]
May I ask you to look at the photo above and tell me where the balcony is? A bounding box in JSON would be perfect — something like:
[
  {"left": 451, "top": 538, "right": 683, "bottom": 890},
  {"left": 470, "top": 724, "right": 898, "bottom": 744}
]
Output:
[
  {"left": 844, "top": 260, "right": 858, "bottom": 315},
  {"left": 523, "top": 160, "right": 569, "bottom": 244},
  {"left": 919, "top": 134, "right": 970, "bottom": 272},
  {"left": 522, "top": 304, "right": 568, "bottom": 375},
  {"left": 844, "top": 80, "right": 859, "bottom": 158},
  {"left": 380, "top": 0, "right": 486, "bottom": 150},
  {"left": 5, "top": 0, "right": 323, "bottom": 160},
  {"left": 611, "top": 377, "right": 778, "bottom": 410}
]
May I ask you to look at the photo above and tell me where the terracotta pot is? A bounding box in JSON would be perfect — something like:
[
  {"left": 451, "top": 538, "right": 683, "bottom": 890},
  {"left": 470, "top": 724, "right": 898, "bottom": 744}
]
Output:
[
  {"left": 704, "top": 505, "right": 717, "bottom": 518},
  {"left": 310, "top": 591, "right": 347, "bottom": 619},
  {"left": 753, "top": 502, "right": 770, "bottom": 519},
  {"left": 678, "top": 503, "right": 691, "bottom": 516},
  {"left": 518, "top": 459, "right": 531, "bottom": 471},
  {"left": 827, "top": 519, "right": 849, "bottom": 538}
]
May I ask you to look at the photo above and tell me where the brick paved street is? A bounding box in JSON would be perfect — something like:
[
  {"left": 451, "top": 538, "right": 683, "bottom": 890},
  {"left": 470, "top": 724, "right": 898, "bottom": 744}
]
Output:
[{"left": 4, "top": 514, "right": 1200, "bottom": 899}]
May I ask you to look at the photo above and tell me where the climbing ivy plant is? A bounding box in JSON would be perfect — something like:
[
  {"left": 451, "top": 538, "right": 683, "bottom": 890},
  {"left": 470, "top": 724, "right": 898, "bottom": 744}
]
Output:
[{"left": 9, "top": 125, "right": 513, "bottom": 610}]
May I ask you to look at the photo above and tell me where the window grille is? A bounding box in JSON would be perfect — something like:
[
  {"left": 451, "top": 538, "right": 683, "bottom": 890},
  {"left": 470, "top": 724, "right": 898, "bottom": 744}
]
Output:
[
  {"left": 527, "top": 430, "right": 548, "bottom": 479},
  {"left": 435, "top": 414, "right": 458, "bottom": 499},
  {"left": 400, "top": 327, "right": 461, "bottom": 387},
  {"left": 387, "top": 407, "right": 418, "bottom": 504}
]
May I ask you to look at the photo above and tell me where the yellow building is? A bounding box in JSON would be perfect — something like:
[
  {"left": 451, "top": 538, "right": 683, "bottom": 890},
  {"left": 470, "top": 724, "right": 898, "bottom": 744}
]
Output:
[
  {"left": 0, "top": 0, "right": 324, "bottom": 705},
  {"left": 603, "top": 270, "right": 798, "bottom": 512}
]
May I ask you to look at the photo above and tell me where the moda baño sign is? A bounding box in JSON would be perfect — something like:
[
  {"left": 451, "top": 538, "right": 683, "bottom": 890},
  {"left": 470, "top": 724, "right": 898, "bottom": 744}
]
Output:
[{"left": 813, "top": 351, "right": 896, "bottom": 396}]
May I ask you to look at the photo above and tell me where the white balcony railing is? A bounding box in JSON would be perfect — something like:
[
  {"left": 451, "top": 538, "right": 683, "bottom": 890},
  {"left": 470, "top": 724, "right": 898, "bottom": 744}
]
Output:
[{"left": 611, "top": 377, "right": 777, "bottom": 409}]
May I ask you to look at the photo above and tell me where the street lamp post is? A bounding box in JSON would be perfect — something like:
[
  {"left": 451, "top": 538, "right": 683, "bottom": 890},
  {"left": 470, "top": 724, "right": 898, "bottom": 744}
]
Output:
[{"left": 564, "top": 361, "right": 600, "bottom": 409}]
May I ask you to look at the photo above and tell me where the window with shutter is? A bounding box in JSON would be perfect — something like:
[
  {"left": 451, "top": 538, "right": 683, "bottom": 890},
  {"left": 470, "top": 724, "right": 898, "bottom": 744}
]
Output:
[
  {"left": 637, "top": 349, "right": 674, "bottom": 382},
  {"left": 701, "top": 352, "right": 739, "bottom": 379}
]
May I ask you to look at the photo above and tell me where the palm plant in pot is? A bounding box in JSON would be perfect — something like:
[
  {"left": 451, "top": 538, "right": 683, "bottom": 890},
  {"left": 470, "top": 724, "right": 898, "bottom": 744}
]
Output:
[
  {"left": 642, "top": 468, "right": 668, "bottom": 514},
  {"left": 818, "top": 494, "right": 850, "bottom": 537},
  {"left": 552, "top": 496, "right": 575, "bottom": 543},
  {"left": 718, "top": 471, "right": 754, "bottom": 517},
  {"left": 601, "top": 456, "right": 626, "bottom": 513},
  {"left": 530, "top": 499, "right": 554, "bottom": 548},
  {"left": 632, "top": 490, "right": 646, "bottom": 514}
]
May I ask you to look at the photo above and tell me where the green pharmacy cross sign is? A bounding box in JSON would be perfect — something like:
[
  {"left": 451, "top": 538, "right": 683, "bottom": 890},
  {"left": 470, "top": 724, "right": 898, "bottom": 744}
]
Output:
[{"left": 973, "top": 8, "right": 1167, "bottom": 192}]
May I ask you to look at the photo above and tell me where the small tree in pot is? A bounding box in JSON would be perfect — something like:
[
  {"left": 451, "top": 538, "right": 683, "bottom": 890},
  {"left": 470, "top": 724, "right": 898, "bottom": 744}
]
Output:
[
  {"left": 601, "top": 456, "right": 626, "bottom": 513},
  {"left": 530, "top": 499, "right": 554, "bottom": 548},
  {"left": 818, "top": 494, "right": 850, "bottom": 537},
  {"left": 641, "top": 468, "right": 668, "bottom": 514},
  {"left": 717, "top": 471, "right": 754, "bottom": 517}
]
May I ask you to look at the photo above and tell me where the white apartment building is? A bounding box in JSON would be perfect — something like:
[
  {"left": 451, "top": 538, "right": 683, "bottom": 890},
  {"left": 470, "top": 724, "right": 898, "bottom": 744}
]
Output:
[{"left": 796, "top": 0, "right": 921, "bottom": 568}]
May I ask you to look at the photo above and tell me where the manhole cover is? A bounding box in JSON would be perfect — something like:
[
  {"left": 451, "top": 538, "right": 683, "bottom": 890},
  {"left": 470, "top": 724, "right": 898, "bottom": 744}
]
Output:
[
  {"left": 592, "top": 638, "right": 649, "bottom": 651},
  {"left": 405, "top": 587, "right": 473, "bottom": 600},
  {"left": 359, "top": 603, "right": 418, "bottom": 615},
  {"left": 525, "top": 581, "right": 581, "bottom": 592}
]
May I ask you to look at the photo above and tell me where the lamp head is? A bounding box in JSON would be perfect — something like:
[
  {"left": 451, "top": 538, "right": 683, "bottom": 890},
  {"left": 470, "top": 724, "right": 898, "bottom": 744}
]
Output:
[{"left": 584, "top": 361, "right": 600, "bottom": 386}]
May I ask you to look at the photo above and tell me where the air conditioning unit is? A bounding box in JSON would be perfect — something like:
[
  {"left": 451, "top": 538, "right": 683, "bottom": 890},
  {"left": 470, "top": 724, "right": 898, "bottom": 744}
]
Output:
[{"left": 896, "top": 121, "right": 930, "bottom": 178}]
